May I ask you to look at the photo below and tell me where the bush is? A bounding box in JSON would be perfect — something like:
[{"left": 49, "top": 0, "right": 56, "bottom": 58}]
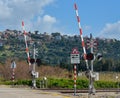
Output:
[
  {"left": 0, "top": 78, "right": 119, "bottom": 89},
  {"left": 47, "top": 78, "right": 73, "bottom": 89},
  {"left": 14, "top": 80, "right": 32, "bottom": 86},
  {"left": 77, "top": 79, "right": 89, "bottom": 89},
  {"left": 94, "top": 80, "right": 116, "bottom": 88}
]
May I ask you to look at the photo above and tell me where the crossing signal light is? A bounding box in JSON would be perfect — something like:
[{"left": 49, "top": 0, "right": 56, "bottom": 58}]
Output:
[
  {"left": 96, "top": 53, "right": 102, "bottom": 61},
  {"left": 86, "top": 53, "right": 94, "bottom": 60},
  {"left": 27, "top": 58, "right": 41, "bottom": 66},
  {"left": 30, "top": 58, "right": 35, "bottom": 64},
  {"left": 36, "top": 59, "right": 41, "bottom": 66}
]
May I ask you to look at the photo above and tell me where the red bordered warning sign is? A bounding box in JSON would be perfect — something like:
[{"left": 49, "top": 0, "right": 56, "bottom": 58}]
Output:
[
  {"left": 71, "top": 48, "right": 79, "bottom": 54},
  {"left": 71, "top": 48, "right": 80, "bottom": 64}
]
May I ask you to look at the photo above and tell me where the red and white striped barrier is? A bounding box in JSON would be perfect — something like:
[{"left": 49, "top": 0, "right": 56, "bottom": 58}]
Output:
[
  {"left": 21, "top": 21, "right": 31, "bottom": 67},
  {"left": 74, "top": 3, "right": 89, "bottom": 70}
]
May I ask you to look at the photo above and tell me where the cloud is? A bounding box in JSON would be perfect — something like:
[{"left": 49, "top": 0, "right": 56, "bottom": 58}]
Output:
[
  {"left": 0, "top": 0, "right": 60, "bottom": 33},
  {"left": 43, "top": 15, "right": 56, "bottom": 24},
  {"left": 0, "top": 1, "right": 12, "bottom": 20},
  {"left": 99, "top": 21, "right": 120, "bottom": 39},
  {"left": 32, "top": 14, "right": 59, "bottom": 33}
]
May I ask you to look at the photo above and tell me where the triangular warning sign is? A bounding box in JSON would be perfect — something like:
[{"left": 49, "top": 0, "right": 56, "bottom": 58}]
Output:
[{"left": 71, "top": 48, "right": 79, "bottom": 54}]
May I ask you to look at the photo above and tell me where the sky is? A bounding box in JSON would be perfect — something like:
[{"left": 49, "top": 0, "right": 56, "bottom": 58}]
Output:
[{"left": 0, "top": 0, "right": 120, "bottom": 39}]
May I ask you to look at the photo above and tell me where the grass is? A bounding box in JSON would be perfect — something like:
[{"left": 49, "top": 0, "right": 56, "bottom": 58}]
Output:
[
  {"left": 77, "top": 71, "right": 120, "bottom": 82},
  {"left": 99, "top": 72, "right": 120, "bottom": 82}
]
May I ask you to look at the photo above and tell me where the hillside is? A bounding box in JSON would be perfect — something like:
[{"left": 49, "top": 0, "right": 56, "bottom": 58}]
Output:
[{"left": 0, "top": 29, "right": 120, "bottom": 71}]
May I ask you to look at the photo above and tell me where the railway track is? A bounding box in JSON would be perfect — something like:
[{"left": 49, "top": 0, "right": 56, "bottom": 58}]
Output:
[{"left": 39, "top": 88, "right": 120, "bottom": 93}]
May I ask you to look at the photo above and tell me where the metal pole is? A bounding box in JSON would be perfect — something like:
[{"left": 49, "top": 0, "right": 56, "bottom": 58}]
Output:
[
  {"left": 116, "top": 74, "right": 119, "bottom": 93},
  {"left": 32, "top": 44, "right": 36, "bottom": 88},
  {"left": 12, "top": 68, "right": 15, "bottom": 86},
  {"left": 118, "top": 77, "right": 119, "bottom": 93},
  {"left": 117, "top": 76, "right": 119, "bottom": 93},
  {"left": 33, "top": 45, "right": 36, "bottom": 73},
  {"left": 89, "top": 34, "right": 95, "bottom": 95},
  {"left": 11, "top": 60, "right": 16, "bottom": 86},
  {"left": 74, "top": 64, "right": 77, "bottom": 96}
]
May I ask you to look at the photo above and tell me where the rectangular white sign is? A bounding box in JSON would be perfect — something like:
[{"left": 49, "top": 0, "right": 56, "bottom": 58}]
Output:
[{"left": 71, "top": 54, "right": 80, "bottom": 64}]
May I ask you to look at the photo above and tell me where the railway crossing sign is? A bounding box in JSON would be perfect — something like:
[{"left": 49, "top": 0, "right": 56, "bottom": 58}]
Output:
[{"left": 71, "top": 48, "right": 80, "bottom": 64}]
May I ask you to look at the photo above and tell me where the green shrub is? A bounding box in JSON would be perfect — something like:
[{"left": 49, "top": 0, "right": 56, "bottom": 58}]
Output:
[
  {"left": 94, "top": 80, "right": 116, "bottom": 88},
  {"left": 77, "top": 79, "right": 89, "bottom": 89},
  {"left": 1, "top": 78, "right": 119, "bottom": 89},
  {"left": 14, "top": 80, "right": 32, "bottom": 86}
]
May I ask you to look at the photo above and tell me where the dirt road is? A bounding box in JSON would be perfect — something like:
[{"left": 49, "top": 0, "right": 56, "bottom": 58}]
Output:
[{"left": 0, "top": 85, "right": 120, "bottom": 98}]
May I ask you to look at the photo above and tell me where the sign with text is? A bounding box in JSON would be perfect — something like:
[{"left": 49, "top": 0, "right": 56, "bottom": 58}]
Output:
[{"left": 71, "top": 48, "right": 80, "bottom": 64}]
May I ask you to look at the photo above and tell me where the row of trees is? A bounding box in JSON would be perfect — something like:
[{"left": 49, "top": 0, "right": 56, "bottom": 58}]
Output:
[
  {"left": 0, "top": 31, "right": 120, "bottom": 72},
  {"left": 59, "top": 58, "right": 120, "bottom": 72}
]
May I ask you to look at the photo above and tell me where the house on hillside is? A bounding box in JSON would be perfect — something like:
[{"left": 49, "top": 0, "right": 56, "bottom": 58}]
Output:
[{"left": 51, "top": 32, "right": 61, "bottom": 40}]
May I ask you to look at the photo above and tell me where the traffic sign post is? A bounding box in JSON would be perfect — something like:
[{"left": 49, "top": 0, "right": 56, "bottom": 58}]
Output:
[
  {"left": 73, "top": 64, "right": 77, "bottom": 96},
  {"left": 71, "top": 48, "right": 80, "bottom": 96},
  {"left": 11, "top": 60, "right": 16, "bottom": 86}
]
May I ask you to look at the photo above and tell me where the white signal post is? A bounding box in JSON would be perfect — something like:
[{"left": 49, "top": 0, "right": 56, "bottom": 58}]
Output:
[
  {"left": 89, "top": 34, "right": 95, "bottom": 95},
  {"left": 86, "top": 34, "right": 97, "bottom": 95},
  {"left": 32, "top": 44, "right": 38, "bottom": 88},
  {"left": 71, "top": 48, "right": 80, "bottom": 96}
]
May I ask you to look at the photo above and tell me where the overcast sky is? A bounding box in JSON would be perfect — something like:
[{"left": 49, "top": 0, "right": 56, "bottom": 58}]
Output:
[{"left": 0, "top": 0, "right": 120, "bottom": 39}]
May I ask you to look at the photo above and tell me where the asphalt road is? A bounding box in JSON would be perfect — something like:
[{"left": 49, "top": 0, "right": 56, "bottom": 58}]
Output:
[{"left": 0, "top": 86, "right": 71, "bottom": 98}]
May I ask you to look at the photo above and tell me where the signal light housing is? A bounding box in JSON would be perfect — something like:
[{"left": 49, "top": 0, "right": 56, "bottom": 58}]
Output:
[
  {"left": 96, "top": 53, "right": 103, "bottom": 61},
  {"left": 86, "top": 53, "right": 94, "bottom": 60},
  {"left": 27, "top": 58, "right": 41, "bottom": 66}
]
